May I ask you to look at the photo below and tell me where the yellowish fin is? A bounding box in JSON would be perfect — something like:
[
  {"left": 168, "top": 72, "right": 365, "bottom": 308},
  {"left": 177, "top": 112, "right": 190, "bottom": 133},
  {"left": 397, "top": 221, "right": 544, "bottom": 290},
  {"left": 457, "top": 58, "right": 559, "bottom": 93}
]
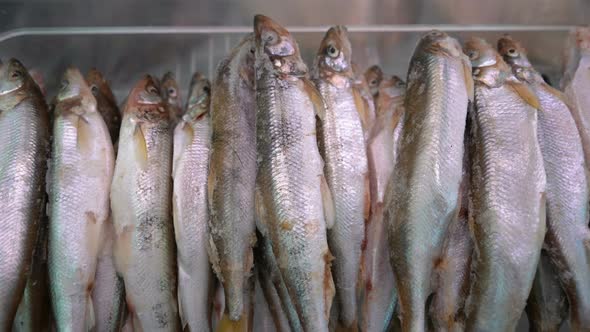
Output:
[
  {"left": 76, "top": 116, "right": 93, "bottom": 154},
  {"left": 352, "top": 87, "right": 371, "bottom": 133},
  {"left": 133, "top": 123, "right": 148, "bottom": 170},
  {"left": 302, "top": 77, "right": 327, "bottom": 120},
  {"left": 507, "top": 81, "right": 540, "bottom": 110},
  {"left": 462, "top": 59, "right": 475, "bottom": 102},
  {"left": 216, "top": 312, "right": 248, "bottom": 332}
]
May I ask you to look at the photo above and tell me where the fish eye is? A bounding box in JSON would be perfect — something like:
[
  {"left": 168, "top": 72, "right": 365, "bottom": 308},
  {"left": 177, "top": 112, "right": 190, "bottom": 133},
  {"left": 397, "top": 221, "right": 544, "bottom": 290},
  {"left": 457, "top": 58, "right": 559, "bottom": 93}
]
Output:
[
  {"left": 11, "top": 70, "right": 22, "bottom": 79},
  {"left": 203, "top": 85, "right": 210, "bottom": 94},
  {"left": 262, "top": 30, "right": 278, "bottom": 44},
  {"left": 60, "top": 79, "right": 69, "bottom": 90},
  {"left": 370, "top": 79, "right": 377, "bottom": 86},
  {"left": 90, "top": 85, "right": 99, "bottom": 95},
  {"left": 167, "top": 87, "right": 176, "bottom": 97},
  {"left": 250, "top": 47, "right": 255, "bottom": 54},
  {"left": 507, "top": 48, "right": 519, "bottom": 57},
  {"left": 326, "top": 45, "right": 339, "bottom": 58},
  {"left": 467, "top": 50, "right": 479, "bottom": 60}
]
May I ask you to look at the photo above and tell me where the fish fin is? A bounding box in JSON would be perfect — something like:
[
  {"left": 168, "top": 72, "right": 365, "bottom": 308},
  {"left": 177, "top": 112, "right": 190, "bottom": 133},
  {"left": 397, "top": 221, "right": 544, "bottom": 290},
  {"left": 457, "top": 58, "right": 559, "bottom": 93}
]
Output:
[
  {"left": 76, "top": 115, "right": 93, "bottom": 155},
  {"left": 254, "top": 186, "right": 268, "bottom": 236},
  {"left": 462, "top": 59, "right": 474, "bottom": 102},
  {"left": 85, "top": 295, "right": 96, "bottom": 331},
  {"left": 364, "top": 173, "right": 371, "bottom": 222},
  {"left": 208, "top": 165, "right": 217, "bottom": 214},
  {"left": 335, "top": 320, "right": 360, "bottom": 332},
  {"left": 352, "top": 87, "right": 370, "bottom": 133},
  {"left": 133, "top": 123, "right": 148, "bottom": 170},
  {"left": 323, "top": 250, "right": 336, "bottom": 321},
  {"left": 321, "top": 174, "right": 336, "bottom": 229},
  {"left": 507, "top": 81, "right": 540, "bottom": 110},
  {"left": 302, "top": 77, "right": 327, "bottom": 120},
  {"left": 216, "top": 312, "right": 248, "bottom": 332},
  {"left": 113, "top": 224, "right": 134, "bottom": 276}
]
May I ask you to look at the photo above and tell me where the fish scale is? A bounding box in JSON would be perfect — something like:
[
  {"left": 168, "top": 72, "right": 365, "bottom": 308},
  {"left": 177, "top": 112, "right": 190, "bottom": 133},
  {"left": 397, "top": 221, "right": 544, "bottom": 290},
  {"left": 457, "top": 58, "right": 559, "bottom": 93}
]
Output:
[
  {"left": 385, "top": 31, "right": 470, "bottom": 332},
  {"left": 0, "top": 63, "right": 49, "bottom": 329}
]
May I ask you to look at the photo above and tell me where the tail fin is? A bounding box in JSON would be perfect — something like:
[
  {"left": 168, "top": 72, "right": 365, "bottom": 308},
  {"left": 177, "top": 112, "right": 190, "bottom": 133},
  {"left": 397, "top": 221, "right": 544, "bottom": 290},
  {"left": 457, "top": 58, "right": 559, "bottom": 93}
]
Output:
[{"left": 85, "top": 295, "right": 96, "bottom": 331}]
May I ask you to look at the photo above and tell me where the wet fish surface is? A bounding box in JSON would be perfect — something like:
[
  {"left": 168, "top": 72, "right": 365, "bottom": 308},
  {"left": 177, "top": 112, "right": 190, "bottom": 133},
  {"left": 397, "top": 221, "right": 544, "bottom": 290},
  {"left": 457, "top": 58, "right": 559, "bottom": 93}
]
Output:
[
  {"left": 499, "top": 35, "right": 590, "bottom": 330},
  {"left": 463, "top": 37, "right": 546, "bottom": 331},
  {"left": 87, "top": 69, "right": 121, "bottom": 143},
  {"left": 47, "top": 67, "right": 115, "bottom": 331},
  {"left": 384, "top": 31, "right": 472, "bottom": 332},
  {"left": 207, "top": 33, "right": 257, "bottom": 328},
  {"left": 312, "top": 25, "right": 368, "bottom": 329},
  {"left": 111, "top": 75, "right": 179, "bottom": 331},
  {"left": 173, "top": 72, "right": 213, "bottom": 332},
  {"left": 0, "top": 58, "right": 50, "bottom": 330},
  {"left": 254, "top": 14, "right": 335, "bottom": 332},
  {"left": 360, "top": 74, "right": 405, "bottom": 332}
]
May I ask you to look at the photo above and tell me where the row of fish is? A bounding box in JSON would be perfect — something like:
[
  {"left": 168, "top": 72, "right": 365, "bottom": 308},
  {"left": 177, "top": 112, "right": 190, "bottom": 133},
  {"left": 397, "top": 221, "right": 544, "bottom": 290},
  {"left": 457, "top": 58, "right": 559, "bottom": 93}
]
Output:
[{"left": 1, "top": 14, "right": 590, "bottom": 332}]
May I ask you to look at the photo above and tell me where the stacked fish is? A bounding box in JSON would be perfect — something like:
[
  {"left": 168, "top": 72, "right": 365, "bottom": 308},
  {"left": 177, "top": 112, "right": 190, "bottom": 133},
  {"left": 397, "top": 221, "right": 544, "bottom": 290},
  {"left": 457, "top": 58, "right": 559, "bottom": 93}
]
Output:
[{"left": 1, "top": 14, "right": 589, "bottom": 332}]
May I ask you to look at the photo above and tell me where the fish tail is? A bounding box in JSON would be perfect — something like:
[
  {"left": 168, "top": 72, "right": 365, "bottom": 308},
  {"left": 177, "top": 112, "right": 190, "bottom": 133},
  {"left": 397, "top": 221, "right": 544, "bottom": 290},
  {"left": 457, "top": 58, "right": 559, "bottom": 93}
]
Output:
[
  {"left": 85, "top": 294, "right": 95, "bottom": 331},
  {"left": 223, "top": 273, "right": 245, "bottom": 322},
  {"left": 215, "top": 312, "right": 248, "bottom": 332}
]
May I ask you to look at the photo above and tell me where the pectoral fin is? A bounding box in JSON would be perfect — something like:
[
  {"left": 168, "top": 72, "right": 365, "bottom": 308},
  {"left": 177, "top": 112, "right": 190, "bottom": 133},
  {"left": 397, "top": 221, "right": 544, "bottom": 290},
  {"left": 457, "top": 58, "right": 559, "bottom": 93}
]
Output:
[
  {"left": 462, "top": 59, "right": 475, "bottom": 102},
  {"left": 76, "top": 115, "right": 93, "bottom": 155},
  {"left": 352, "top": 87, "right": 371, "bottom": 133},
  {"left": 133, "top": 123, "right": 148, "bottom": 170},
  {"left": 302, "top": 77, "right": 327, "bottom": 120},
  {"left": 507, "top": 81, "right": 540, "bottom": 110}
]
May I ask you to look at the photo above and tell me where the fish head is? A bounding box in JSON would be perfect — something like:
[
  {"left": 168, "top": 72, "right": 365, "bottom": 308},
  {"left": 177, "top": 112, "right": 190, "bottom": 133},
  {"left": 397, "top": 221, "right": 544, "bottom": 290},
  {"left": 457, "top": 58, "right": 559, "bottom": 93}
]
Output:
[
  {"left": 0, "top": 58, "right": 29, "bottom": 97},
  {"left": 124, "top": 75, "right": 168, "bottom": 122},
  {"left": 379, "top": 75, "right": 406, "bottom": 99},
  {"left": 86, "top": 68, "right": 117, "bottom": 105},
  {"left": 184, "top": 72, "right": 211, "bottom": 121},
  {"left": 497, "top": 35, "right": 532, "bottom": 68},
  {"left": 254, "top": 14, "right": 308, "bottom": 77},
  {"left": 57, "top": 67, "right": 94, "bottom": 106},
  {"left": 416, "top": 30, "right": 464, "bottom": 59},
  {"left": 364, "top": 65, "right": 383, "bottom": 97},
  {"left": 161, "top": 71, "right": 181, "bottom": 108},
  {"left": 463, "top": 37, "right": 499, "bottom": 69},
  {"left": 235, "top": 34, "right": 256, "bottom": 87},
  {"left": 315, "top": 25, "right": 353, "bottom": 77}
]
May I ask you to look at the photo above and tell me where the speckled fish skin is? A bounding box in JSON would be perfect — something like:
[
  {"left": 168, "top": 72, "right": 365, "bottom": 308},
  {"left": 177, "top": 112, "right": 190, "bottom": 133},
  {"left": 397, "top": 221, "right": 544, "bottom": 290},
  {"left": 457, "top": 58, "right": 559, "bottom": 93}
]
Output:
[
  {"left": 111, "top": 75, "right": 179, "bottom": 331},
  {"left": 0, "top": 58, "right": 49, "bottom": 330},
  {"left": 86, "top": 69, "right": 121, "bottom": 143},
  {"left": 161, "top": 72, "right": 183, "bottom": 124},
  {"left": 12, "top": 211, "right": 51, "bottom": 332},
  {"left": 312, "top": 25, "right": 368, "bottom": 329},
  {"left": 93, "top": 219, "right": 126, "bottom": 332},
  {"left": 383, "top": 31, "right": 471, "bottom": 332},
  {"left": 254, "top": 14, "right": 335, "bottom": 332},
  {"left": 172, "top": 72, "right": 213, "bottom": 332},
  {"left": 360, "top": 75, "right": 405, "bottom": 332},
  {"left": 463, "top": 37, "right": 546, "bottom": 331},
  {"left": 561, "top": 27, "right": 590, "bottom": 166},
  {"left": 429, "top": 136, "right": 472, "bottom": 332},
  {"left": 499, "top": 35, "right": 590, "bottom": 330},
  {"left": 525, "top": 253, "right": 568, "bottom": 332},
  {"left": 208, "top": 34, "right": 257, "bottom": 323},
  {"left": 47, "top": 67, "right": 115, "bottom": 331}
]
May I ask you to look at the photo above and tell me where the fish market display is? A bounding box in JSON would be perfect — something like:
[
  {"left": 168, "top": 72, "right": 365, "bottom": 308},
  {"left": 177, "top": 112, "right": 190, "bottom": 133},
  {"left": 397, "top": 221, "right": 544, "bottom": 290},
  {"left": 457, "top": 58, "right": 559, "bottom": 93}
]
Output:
[
  {"left": 208, "top": 33, "right": 257, "bottom": 329},
  {"left": 384, "top": 30, "right": 472, "bottom": 332},
  {"left": 254, "top": 14, "right": 335, "bottom": 332},
  {"left": 87, "top": 69, "right": 121, "bottom": 142},
  {"left": 463, "top": 37, "right": 546, "bottom": 331},
  {"left": 172, "top": 72, "right": 213, "bottom": 332},
  {"left": 161, "top": 71, "right": 183, "bottom": 124},
  {"left": 499, "top": 35, "right": 590, "bottom": 330},
  {"left": 110, "top": 75, "right": 179, "bottom": 330},
  {"left": 47, "top": 67, "right": 115, "bottom": 331},
  {"left": 312, "top": 25, "right": 369, "bottom": 330},
  {"left": 0, "top": 59, "right": 50, "bottom": 330},
  {"left": 561, "top": 27, "right": 590, "bottom": 165},
  {"left": 360, "top": 74, "right": 405, "bottom": 332}
]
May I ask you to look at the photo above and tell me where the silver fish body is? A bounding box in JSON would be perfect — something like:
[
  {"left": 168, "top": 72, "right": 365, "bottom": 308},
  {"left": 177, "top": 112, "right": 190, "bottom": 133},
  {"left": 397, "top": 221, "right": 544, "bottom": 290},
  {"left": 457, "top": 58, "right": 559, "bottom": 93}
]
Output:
[
  {"left": 173, "top": 74, "right": 213, "bottom": 332},
  {"left": 464, "top": 38, "right": 546, "bottom": 331},
  {"left": 254, "top": 15, "right": 335, "bottom": 332},
  {"left": 208, "top": 34, "right": 257, "bottom": 323},
  {"left": 48, "top": 68, "right": 115, "bottom": 331},
  {"left": 313, "top": 25, "right": 368, "bottom": 329},
  {"left": 0, "top": 59, "right": 49, "bottom": 330},
  {"left": 384, "top": 31, "right": 471, "bottom": 332},
  {"left": 111, "top": 76, "right": 179, "bottom": 331}
]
